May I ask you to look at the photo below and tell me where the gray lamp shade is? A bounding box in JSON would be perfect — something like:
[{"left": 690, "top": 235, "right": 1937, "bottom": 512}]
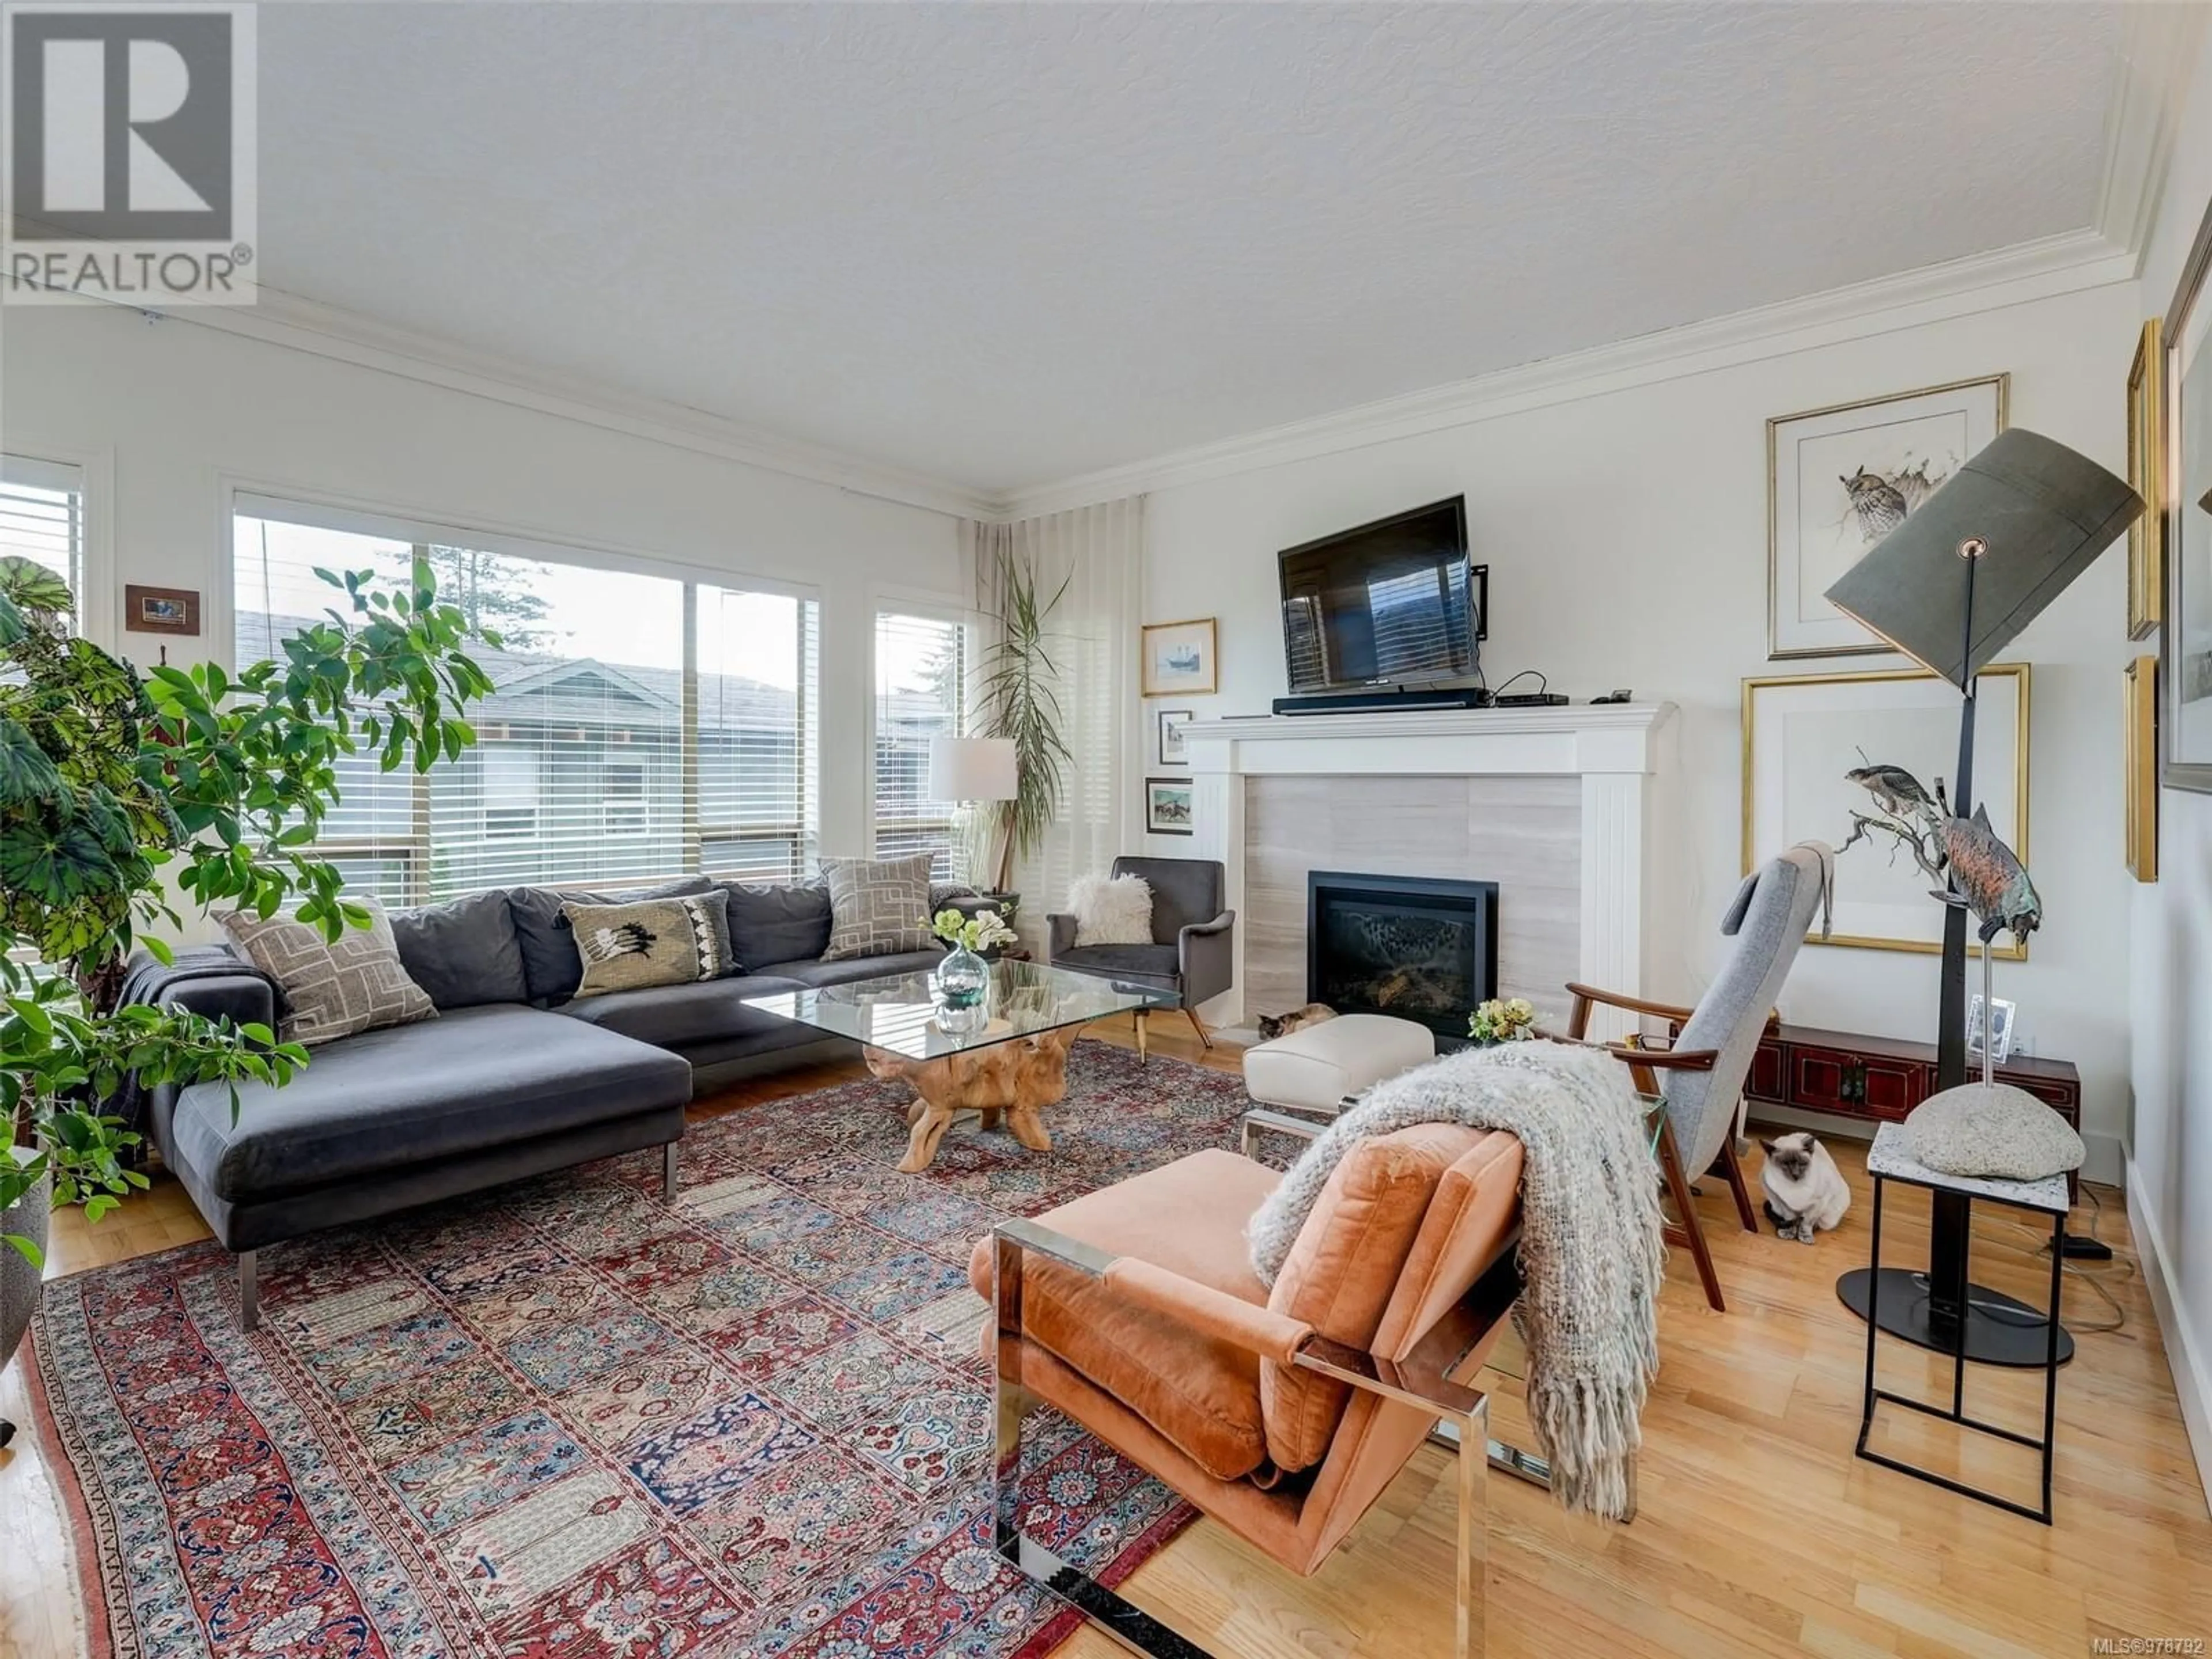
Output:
[{"left": 1824, "top": 427, "right": 2143, "bottom": 688}]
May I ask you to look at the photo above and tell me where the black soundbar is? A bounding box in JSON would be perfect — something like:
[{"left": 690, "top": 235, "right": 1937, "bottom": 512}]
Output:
[{"left": 1271, "top": 686, "right": 1494, "bottom": 716}]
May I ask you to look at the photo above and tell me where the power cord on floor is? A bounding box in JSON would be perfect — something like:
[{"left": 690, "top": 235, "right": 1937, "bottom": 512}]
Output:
[
  {"left": 1898, "top": 1185, "right": 2131, "bottom": 1335},
  {"left": 1984, "top": 1183, "right": 2133, "bottom": 1335}
]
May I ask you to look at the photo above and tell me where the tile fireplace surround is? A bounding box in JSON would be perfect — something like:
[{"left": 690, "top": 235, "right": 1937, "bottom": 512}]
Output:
[{"left": 1176, "top": 704, "right": 1679, "bottom": 1041}]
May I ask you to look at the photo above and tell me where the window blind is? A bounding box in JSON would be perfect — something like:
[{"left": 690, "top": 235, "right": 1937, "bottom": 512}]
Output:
[
  {"left": 232, "top": 502, "right": 820, "bottom": 904},
  {"left": 1, "top": 454, "right": 84, "bottom": 602},
  {"left": 873, "top": 610, "right": 967, "bottom": 878},
  {"left": 3, "top": 456, "right": 86, "bottom": 972},
  {"left": 233, "top": 514, "right": 421, "bottom": 902},
  {"left": 699, "top": 585, "right": 819, "bottom": 881},
  {"left": 427, "top": 551, "right": 687, "bottom": 893}
]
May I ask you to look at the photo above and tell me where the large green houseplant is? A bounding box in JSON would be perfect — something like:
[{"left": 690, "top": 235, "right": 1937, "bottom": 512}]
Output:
[
  {"left": 0, "top": 552, "right": 496, "bottom": 1269},
  {"left": 974, "top": 546, "right": 1072, "bottom": 893}
]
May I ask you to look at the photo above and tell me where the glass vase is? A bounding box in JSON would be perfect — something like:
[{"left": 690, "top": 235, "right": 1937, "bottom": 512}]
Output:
[{"left": 932, "top": 944, "right": 990, "bottom": 1032}]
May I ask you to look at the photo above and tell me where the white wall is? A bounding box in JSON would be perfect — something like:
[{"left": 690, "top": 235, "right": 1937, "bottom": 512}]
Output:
[
  {"left": 2127, "top": 26, "right": 2212, "bottom": 1516},
  {"left": 1142, "top": 279, "right": 2146, "bottom": 1182},
  {"left": 0, "top": 301, "right": 968, "bottom": 878}
]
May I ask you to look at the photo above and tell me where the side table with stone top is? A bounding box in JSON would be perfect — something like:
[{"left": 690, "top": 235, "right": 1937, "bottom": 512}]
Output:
[{"left": 1849, "top": 1121, "right": 2070, "bottom": 1524}]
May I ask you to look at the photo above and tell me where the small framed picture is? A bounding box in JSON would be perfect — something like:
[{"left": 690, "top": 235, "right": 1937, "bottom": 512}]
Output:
[
  {"left": 126, "top": 584, "right": 200, "bottom": 636},
  {"left": 1155, "top": 707, "right": 1193, "bottom": 767},
  {"left": 1141, "top": 618, "right": 1217, "bottom": 697},
  {"left": 1145, "top": 777, "right": 1195, "bottom": 835},
  {"left": 1966, "top": 994, "right": 2016, "bottom": 1064}
]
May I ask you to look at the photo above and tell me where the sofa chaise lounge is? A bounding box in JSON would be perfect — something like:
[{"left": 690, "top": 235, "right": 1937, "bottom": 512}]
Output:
[{"left": 137, "top": 874, "right": 955, "bottom": 1328}]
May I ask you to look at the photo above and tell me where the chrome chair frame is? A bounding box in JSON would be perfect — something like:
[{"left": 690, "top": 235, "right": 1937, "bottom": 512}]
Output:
[{"left": 990, "top": 1108, "right": 1541, "bottom": 1658}]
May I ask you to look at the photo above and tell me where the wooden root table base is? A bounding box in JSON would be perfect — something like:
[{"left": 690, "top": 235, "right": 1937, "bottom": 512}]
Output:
[{"left": 866, "top": 1024, "right": 1082, "bottom": 1173}]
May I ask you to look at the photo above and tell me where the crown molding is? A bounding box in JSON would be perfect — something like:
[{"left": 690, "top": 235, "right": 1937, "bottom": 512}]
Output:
[
  {"left": 997, "top": 228, "right": 2140, "bottom": 517},
  {"left": 2094, "top": 2, "right": 2211, "bottom": 270},
  {"left": 145, "top": 283, "right": 998, "bottom": 521}
]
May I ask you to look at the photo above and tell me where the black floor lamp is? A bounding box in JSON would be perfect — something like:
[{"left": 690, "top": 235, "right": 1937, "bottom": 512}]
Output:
[{"left": 1822, "top": 428, "right": 2142, "bottom": 1366}]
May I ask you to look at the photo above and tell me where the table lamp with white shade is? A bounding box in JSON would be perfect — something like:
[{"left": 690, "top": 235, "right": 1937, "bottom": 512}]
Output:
[{"left": 927, "top": 736, "right": 1019, "bottom": 891}]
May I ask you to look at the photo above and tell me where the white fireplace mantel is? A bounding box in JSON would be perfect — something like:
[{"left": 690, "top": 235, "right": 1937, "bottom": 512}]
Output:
[{"left": 1174, "top": 704, "right": 1678, "bottom": 1038}]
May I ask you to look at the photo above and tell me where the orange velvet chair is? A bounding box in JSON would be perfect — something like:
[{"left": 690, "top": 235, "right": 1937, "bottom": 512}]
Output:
[{"left": 967, "top": 1108, "right": 1544, "bottom": 1658}]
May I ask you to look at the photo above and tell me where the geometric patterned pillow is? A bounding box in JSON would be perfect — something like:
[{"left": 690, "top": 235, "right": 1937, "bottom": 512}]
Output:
[
  {"left": 217, "top": 896, "right": 437, "bottom": 1047},
  {"left": 563, "top": 891, "right": 734, "bottom": 998},
  {"left": 820, "top": 853, "right": 936, "bottom": 961}
]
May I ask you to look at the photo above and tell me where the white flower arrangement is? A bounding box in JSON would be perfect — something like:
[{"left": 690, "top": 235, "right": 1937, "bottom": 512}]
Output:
[
  {"left": 927, "top": 906, "right": 1018, "bottom": 955},
  {"left": 1468, "top": 997, "right": 1537, "bottom": 1044}
]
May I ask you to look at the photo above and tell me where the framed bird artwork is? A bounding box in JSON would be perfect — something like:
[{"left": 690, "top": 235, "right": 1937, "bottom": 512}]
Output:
[
  {"left": 1766, "top": 374, "right": 2008, "bottom": 660},
  {"left": 1743, "top": 662, "right": 2031, "bottom": 959}
]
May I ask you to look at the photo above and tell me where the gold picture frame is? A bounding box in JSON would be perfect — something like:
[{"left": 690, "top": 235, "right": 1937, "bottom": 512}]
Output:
[
  {"left": 2127, "top": 654, "right": 2158, "bottom": 882},
  {"left": 2128, "top": 319, "right": 2164, "bottom": 640},
  {"left": 1140, "top": 617, "right": 1218, "bottom": 697},
  {"left": 1766, "top": 374, "right": 2009, "bottom": 660},
  {"left": 2163, "top": 188, "right": 2212, "bottom": 792},
  {"left": 1741, "top": 662, "right": 2031, "bottom": 959}
]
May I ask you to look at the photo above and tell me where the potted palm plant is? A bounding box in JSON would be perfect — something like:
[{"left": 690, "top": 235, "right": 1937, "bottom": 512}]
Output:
[
  {"left": 0, "top": 552, "right": 493, "bottom": 1441},
  {"left": 974, "top": 547, "right": 1073, "bottom": 895}
]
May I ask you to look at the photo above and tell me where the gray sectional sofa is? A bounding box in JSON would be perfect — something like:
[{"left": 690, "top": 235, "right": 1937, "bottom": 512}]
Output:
[{"left": 137, "top": 875, "right": 954, "bottom": 1328}]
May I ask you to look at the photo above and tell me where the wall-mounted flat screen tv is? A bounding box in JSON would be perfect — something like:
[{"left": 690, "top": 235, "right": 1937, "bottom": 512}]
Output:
[{"left": 1277, "top": 497, "right": 1486, "bottom": 694}]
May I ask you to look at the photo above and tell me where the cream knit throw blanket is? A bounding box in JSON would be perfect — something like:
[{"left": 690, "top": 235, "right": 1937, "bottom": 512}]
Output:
[{"left": 1246, "top": 1041, "right": 1665, "bottom": 1520}]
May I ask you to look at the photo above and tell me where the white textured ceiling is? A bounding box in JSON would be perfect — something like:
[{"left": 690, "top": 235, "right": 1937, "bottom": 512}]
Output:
[{"left": 257, "top": 3, "right": 2123, "bottom": 495}]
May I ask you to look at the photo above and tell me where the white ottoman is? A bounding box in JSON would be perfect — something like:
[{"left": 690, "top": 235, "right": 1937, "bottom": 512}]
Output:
[{"left": 1242, "top": 1014, "right": 1437, "bottom": 1116}]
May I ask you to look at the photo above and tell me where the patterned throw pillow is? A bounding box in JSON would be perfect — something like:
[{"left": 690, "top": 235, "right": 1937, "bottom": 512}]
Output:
[
  {"left": 218, "top": 897, "right": 437, "bottom": 1047},
  {"left": 565, "top": 891, "right": 735, "bottom": 998},
  {"left": 820, "top": 853, "right": 936, "bottom": 961}
]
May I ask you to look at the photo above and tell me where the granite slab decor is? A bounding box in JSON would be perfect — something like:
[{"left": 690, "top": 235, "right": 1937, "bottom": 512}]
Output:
[
  {"left": 1865, "top": 1120, "right": 2071, "bottom": 1215},
  {"left": 21, "top": 1044, "right": 1256, "bottom": 1659}
]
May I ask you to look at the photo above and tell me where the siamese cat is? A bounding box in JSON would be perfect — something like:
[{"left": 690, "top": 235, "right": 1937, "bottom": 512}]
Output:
[{"left": 1759, "top": 1132, "right": 1850, "bottom": 1244}]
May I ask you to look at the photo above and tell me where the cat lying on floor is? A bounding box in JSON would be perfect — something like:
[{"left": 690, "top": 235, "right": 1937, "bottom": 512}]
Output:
[
  {"left": 1759, "top": 1131, "right": 1850, "bottom": 1244},
  {"left": 1256, "top": 1003, "right": 1336, "bottom": 1041}
]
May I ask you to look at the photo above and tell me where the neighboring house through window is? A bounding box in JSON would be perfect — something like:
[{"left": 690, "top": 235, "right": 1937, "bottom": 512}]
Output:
[{"left": 231, "top": 496, "right": 820, "bottom": 904}]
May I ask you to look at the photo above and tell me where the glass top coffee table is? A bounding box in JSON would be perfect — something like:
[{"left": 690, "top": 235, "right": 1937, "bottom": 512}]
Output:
[{"left": 743, "top": 959, "right": 1176, "bottom": 1173}]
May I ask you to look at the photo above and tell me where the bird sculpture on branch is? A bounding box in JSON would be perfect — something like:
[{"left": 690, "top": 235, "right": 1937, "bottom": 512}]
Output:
[
  {"left": 1840, "top": 759, "right": 1948, "bottom": 884},
  {"left": 1843, "top": 762, "right": 1943, "bottom": 825}
]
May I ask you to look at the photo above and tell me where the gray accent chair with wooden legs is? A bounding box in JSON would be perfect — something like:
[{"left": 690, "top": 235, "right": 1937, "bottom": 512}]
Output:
[
  {"left": 1044, "top": 855, "right": 1233, "bottom": 1052},
  {"left": 1565, "top": 842, "right": 1832, "bottom": 1312}
]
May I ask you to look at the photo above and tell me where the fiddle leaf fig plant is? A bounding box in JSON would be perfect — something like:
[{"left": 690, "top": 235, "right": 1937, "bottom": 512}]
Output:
[{"left": 0, "top": 552, "right": 497, "bottom": 1264}]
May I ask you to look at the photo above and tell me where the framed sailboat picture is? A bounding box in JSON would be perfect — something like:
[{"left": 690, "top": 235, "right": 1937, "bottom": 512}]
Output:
[{"left": 1141, "top": 618, "right": 1218, "bottom": 697}]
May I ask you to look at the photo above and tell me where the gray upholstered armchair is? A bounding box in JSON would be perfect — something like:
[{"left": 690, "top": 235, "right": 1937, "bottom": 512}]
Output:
[{"left": 1046, "top": 855, "right": 1234, "bottom": 1052}]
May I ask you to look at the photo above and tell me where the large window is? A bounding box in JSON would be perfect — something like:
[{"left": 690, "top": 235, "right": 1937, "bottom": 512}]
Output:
[
  {"left": 1, "top": 454, "right": 84, "bottom": 602},
  {"left": 232, "top": 498, "right": 819, "bottom": 904},
  {"left": 873, "top": 609, "right": 968, "bottom": 877}
]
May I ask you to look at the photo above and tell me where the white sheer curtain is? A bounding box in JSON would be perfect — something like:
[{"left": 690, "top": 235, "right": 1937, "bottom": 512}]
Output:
[{"left": 964, "top": 497, "right": 1143, "bottom": 939}]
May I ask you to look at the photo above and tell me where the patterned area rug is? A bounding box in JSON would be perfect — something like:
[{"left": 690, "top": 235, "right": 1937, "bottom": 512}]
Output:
[{"left": 25, "top": 1041, "right": 1256, "bottom": 1658}]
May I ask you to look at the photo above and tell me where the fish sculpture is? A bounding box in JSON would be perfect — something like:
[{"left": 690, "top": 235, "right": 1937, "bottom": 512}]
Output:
[{"left": 1930, "top": 805, "right": 2041, "bottom": 947}]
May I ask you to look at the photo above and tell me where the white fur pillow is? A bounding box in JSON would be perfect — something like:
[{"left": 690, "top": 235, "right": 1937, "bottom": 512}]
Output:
[{"left": 1069, "top": 873, "right": 1154, "bottom": 946}]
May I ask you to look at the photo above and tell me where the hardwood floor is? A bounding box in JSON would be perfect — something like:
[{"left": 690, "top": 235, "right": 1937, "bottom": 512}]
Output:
[{"left": 5, "top": 1020, "right": 2208, "bottom": 1658}]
